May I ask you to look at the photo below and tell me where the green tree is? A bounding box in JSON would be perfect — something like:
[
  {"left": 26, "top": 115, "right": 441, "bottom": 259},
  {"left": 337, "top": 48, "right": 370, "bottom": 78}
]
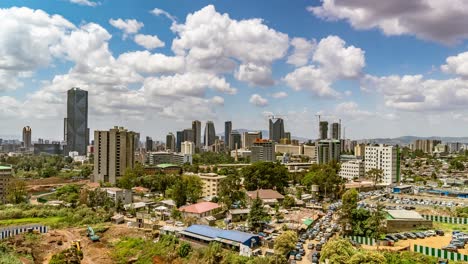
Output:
[
  {"left": 273, "top": 230, "right": 297, "bottom": 257},
  {"left": 248, "top": 195, "right": 269, "bottom": 232},
  {"left": 218, "top": 173, "right": 245, "bottom": 209},
  {"left": 366, "top": 168, "right": 384, "bottom": 188},
  {"left": 55, "top": 184, "right": 80, "bottom": 206},
  {"left": 319, "top": 237, "right": 355, "bottom": 264},
  {"left": 184, "top": 175, "right": 203, "bottom": 204},
  {"left": 340, "top": 188, "right": 358, "bottom": 235},
  {"left": 242, "top": 162, "right": 288, "bottom": 193},
  {"left": 6, "top": 179, "right": 28, "bottom": 204},
  {"left": 203, "top": 242, "right": 223, "bottom": 264},
  {"left": 178, "top": 242, "right": 192, "bottom": 258},
  {"left": 366, "top": 202, "right": 386, "bottom": 250},
  {"left": 170, "top": 180, "right": 187, "bottom": 207},
  {"left": 282, "top": 195, "right": 295, "bottom": 209},
  {"left": 302, "top": 162, "right": 344, "bottom": 199},
  {"left": 348, "top": 251, "right": 386, "bottom": 264}
]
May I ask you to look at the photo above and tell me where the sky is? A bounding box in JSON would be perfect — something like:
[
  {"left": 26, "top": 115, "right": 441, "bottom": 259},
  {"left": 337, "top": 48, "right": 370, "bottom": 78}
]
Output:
[{"left": 2, "top": 0, "right": 468, "bottom": 141}]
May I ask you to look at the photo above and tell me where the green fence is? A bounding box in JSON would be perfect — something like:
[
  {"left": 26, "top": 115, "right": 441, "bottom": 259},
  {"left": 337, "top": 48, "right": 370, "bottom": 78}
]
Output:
[
  {"left": 347, "top": 236, "right": 375, "bottom": 246},
  {"left": 413, "top": 244, "right": 468, "bottom": 261},
  {"left": 422, "top": 214, "right": 468, "bottom": 224}
]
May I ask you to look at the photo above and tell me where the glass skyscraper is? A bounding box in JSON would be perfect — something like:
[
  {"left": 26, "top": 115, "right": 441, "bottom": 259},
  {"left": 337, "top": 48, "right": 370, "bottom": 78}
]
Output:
[{"left": 65, "top": 87, "right": 88, "bottom": 155}]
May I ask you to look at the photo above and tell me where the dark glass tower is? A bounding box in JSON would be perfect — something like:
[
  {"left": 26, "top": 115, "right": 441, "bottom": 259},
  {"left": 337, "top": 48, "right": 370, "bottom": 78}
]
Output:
[
  {"left": 66, "top": 87, "right": 88, "bottom": 155},
  {"left": 192, "top": 120, "right": 201, "bottom": 148},
  {"left": 269, "top": 118, "right": 284, "bottom": 143},
  {"left": 204, "top": 121, "right": 216, "bottom": 147},
  {"left": 225, "top": 121, "right": 232, "bottom": 150}
]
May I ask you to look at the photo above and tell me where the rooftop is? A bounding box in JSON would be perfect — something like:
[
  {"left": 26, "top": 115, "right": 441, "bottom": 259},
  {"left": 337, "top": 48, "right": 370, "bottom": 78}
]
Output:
[
  {"left": 247, "top": 189, "right": 284, "bottom": 200},
  {"left": 387, "top": 210, "right": 423, "bottom": 220},
  {"left": 0, "top": 165, "right": 12, "bottom": 170},
  {"left": 179, "top": 202, "right": 220, "bottom": 214},
  {"left": 157, "top": 163, "right": 180, "bottom": 169},
  {"left": 183, "top": 225, "right": 259, "bottom": 244}
]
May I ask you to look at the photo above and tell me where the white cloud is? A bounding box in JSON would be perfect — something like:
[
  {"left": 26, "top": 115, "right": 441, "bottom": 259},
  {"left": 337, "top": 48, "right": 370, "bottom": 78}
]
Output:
[
  {"left": 441, "top": 51, "right": 468, "bottom": 78},
  {"left": 151, "top": 8, "right": 177, "bottom": 23},
  {"left": 235, "top": 63, "right": 274, "bottom": 87},
  {"left": 334, "top": 101, "right": 373, "bottom": 120},
  {"left": 249, "top": 94, "right": 269, "bottom": 107},
  {"left": 117, "top": 51, "right": 184, "bottom": 74},
  {"left": 308, "top": 0, "right": 468, "bottom": 44},
  {"left": 210, "top": 96, "right": 225, "bottom": 105},
  {"left": 109, "top": 18, "right": 143, "bottom": 38},
  {"left": 283, "top": 65, "right": 339, "bottom": 97},
  {"left": 134, "top": 34, "right": 165, "bottom": 50},
  {"left": 69, "top": 0, "right": 99, "bottom": 7},
  {"left": 287, "top": 37, "right": 316, "bottom": 67},
  {"left": 272, "top": 91, "right": 288, "bottom": 99}
]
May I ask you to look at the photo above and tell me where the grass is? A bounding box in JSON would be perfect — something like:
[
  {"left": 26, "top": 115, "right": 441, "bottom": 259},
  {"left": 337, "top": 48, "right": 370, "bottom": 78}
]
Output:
[
  {"left": 433, "top": 222, "right": 468, "bottom": 232},
  {"left": 0, "top": 216, "right": 65, "bottom": 227}
]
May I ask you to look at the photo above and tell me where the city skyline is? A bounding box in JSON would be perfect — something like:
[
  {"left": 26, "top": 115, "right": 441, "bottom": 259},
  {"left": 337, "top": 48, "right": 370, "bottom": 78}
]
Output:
[{"left": 2, "top": 1, "right": 468, "bottom": 140}]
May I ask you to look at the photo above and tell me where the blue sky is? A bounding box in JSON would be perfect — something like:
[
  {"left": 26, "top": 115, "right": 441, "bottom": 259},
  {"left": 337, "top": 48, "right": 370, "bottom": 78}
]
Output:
[{"left": 1, "top": 0, "right": 468, "bottom": 141}]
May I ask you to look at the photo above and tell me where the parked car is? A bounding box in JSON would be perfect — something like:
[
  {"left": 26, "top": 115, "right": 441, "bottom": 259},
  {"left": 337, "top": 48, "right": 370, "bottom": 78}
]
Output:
[
  {"left": 404, "top": 232, "right": 417, "bottom": 239},
  {"left": 307, "top": 243, "right": 314, "bottom": 250},
  {"left": 394, "top": 233, "right": 406, "bottom": 240},
  {"left": 415, "top": 232, "right": 426, "bottom": 239},
  {"left": 436, "top": 230, "right": 445, "bottom": 236},
  {"left": 425, "top": 230, "right": 436, "bottom": 237},
  {"left": 442, "top": 245, "right": 458, "bottom": 252},
  {"left": 386, "top": 234, "right": 399, "bottom": 242},
  {"left": 312, "top": 256, "right": 319, "bottom": 264},
  {"left": 316, "top": 244, "right": 322, "bottom": 251},
  {"left": 295, "top": 254, "right": 302, "bottom": 261}
]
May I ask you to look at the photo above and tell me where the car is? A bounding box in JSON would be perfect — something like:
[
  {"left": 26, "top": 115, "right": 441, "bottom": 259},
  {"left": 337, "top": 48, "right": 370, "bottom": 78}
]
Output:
[
  {"left": 436, "top": 230, "right": 445, "bottom": 236},
  {"left": 316, "top": 244, "right": 322, "bottom": 251},
  {"left": 404, "top": 232, "right": 417, "bottom": 239},
  {"left": 298, "top": 249, "right": 305, "bottom": 256},
  {"left": 394, "top": 233, "right": 406, "bottom": 240},
  {"left": 295, "top": 254, "right": 302, "bottom": 261},
  {"left": 312, "top": 256, "right": 319, "bottom": 264},
  {"left": 450, "top": 240, "right": 464, "bottom": 249},
  {"left": 442, "top": 245, "right": 458, "bottom": 252},
  {"left": 425, "top": 230, "right": 436, "bottom": 237},
  {"left": 415, "top": 232, "right": 425, "bottom": 239},
  {"left": 307, "top": 243, "right": 314, "bottom": 250},
  {"left": 289, "top": 260, "right": 296, "bottom": 264},
  {"left": 386, "top": 235, "right": 399, "bottom": 242}
]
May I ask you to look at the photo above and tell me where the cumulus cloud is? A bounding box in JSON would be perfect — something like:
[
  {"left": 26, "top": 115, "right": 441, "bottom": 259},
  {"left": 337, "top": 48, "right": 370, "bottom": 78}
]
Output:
[
  {"left": 117, "top": 51, "right": 184, "bottom": 74},
  {"left": 334, "top": 101, "right": 373, "bottom": 119},
  {"left": 287, "top": 37, "right": 316, "bottom": 67},
  {"left": 249, "top": 94, "right": 269, "bottom": 107},
  {"left": 235, "top": 63, "right": 274, "bottom": 87},
  {"left": 441, "top": 51, "right": 468, "bottom": 78},
  {"left": 272, "top": 91, "right": 288, "bottom": 99},
  {"left": 151, "top": 8, "right": 177, "bottom": 23},
  {"left": 134, "top": 34, "right": 165, "bottom": 50},
  {"left": 308, "top": 0, "right": 468, "bottom": 44},
  {"left": 69, "top": 0, "right": 99, "bottom": 7},
  {"left": 283, "top": 66, "right": 339, "bottom": 97},
  {"left": 109, "top": 18, "right": 143, "bottom": 38}
]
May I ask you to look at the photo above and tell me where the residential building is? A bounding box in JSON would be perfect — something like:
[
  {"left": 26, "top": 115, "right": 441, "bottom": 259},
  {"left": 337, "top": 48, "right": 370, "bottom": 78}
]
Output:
[
  {"left": 411, "top": 139, "right": 442, "bottom": 154},
  {"left": 354, "top": 143, "right": 366, "bottom": 158},
  {"left": 192, "top": 173, "right": 227, "bottom": 197},
  {"left": 230, "top": 149, "right": 252, "bottom": 159},
  {"left": 447, "top": 142, "right": 463, "bottom": 153},
  {"left": 331, "top": 122, "right": 340, "bottom": 140},
  {"left": 275, "top": 144, "right": 303, "bottom": 155},
  {"left": 179, "top": 202, "right": 221, "bottom": 218},
  {"left": 269, "top": 118, "right": 285, "bottom": 143},
  {"left": 176, "top": 131, "right": 183, "bottom": 152},
  {"left": 192, "top": 120, "right": 202, "bottom": 148},
  {"left": 22, "top": 126, "right": 32, "bottom": 149},
  {"left": 364, "top": 145, "right": 400, "bottom": 185},
  {"left": 339, "top": 160, "right": 365, "bottom": 181},
  {"left": 225, "top": 121, "right": 232, "bottom": 150},
  {"left": 147, "top": 152, "right": 191, "bottom": 165},
  {"left": 204, "top": 121, "right": 216, "bottom": 147},
  {"left": 319, "top": 121, "right": 328, "bottom": 140},
  {"left": 316, "top": 140, "right": 340, "bottom": 164},
  {"left": 246, "top": 189, "right": 284, "bottom": 205},
  {"left": 181, "top": 141, "right": 195, "bottom": 155},
  {"left": 242, "top": 131, "right": 262, "bottom": 149},
  {"left": 230, "top": 130, "right": 242, "bottom": 150},
  {"left": 102, "top": 187, "right": 132, "bottom": 204},
  {"left": 146, "top": 136, "right": 153, "bottom": 152},
  {"left": 303, "top": 145, "right": 316, "bottom": 159},
  {"left": 434, "top": 143, "right": 448, "bottom": 154},
  {"left": 251, "top": 139, "right": 275, "bottom": 162},
  {"left": 65, "top": 87, "right": 88, "bottom": 155},
  {"left": 93, "top": 126, "right": 137, "bottom": 184},
  {"left": 0, "top": 165, "right": 12, "bottom": 203},
  {"left": 166, "top": 133, "right": 176, "bottom": 152}
]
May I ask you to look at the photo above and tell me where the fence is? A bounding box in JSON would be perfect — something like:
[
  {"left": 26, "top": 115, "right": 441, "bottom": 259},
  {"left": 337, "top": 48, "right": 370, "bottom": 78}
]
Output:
[
  {"left": 413, "top": 244, "right": 468, "bottom": 261},
  {"left": 346, "top": 236, "right": 376, "bottom": 246},
  {"left": 422, "top": 215, "right": 468, "bottom": 224},
  {"left": 0, "top": 224, "right": 48, "bottom": 240}
]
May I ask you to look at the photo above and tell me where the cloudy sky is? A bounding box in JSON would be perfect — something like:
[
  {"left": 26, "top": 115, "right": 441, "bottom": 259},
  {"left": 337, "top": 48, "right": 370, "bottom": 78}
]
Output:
[{"left": 2, "top": 0, "right": 468, "bottom": 141}]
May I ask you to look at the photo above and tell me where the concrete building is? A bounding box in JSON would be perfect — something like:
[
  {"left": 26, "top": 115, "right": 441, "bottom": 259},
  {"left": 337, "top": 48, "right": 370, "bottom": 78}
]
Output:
[
  {"left": 183, "top": 128, "right": 194, "bottom": 143},
  {"left": 34, "top": 143, "right": 62, "bottom": 155},
  {"left": 411, "top": 139, "right": 441, "bottom": 154},
  {"left": 65, "top": 87, "right": 88, "bottom": 155},
  {"left": 192, "top": 120, "right": 202, "bottom": 148},
  {"left": 354, "top": 143, "right": 366, "bottom": 158},
  {"left": 339, "top": 160, "right": 365, "bottom": 181},
  {"left": 319, "top": 121, "right": 328, "bottom": 140},
  {"left": 204, "top": 121, "right": 216, "bottom": 147},
  {"left": 179, "top": 202, "right": 221, "bottom": 218},
  {"left": 22, "top": 126, "right": 32, "bottom": 149},
  {"left": 229, "top": 130, "right": 242, "bottom": 150},
  {"left": 364, "top": 145, "right": 400, "bottom": 185},
  {"left": 284, "top": 132, "right": 291, "bottom": 141},
  {"left": 147, "top": 152, "right": 191, "bottom": 165},
  {"left": 275, "top": 144, "right": 303, "bottom": 155},
  {"left": 176, "top": 131, "right": 183, "bottom": 153},
  {"left": 434, "top": 143, "right": 448, "bottom": 154},
  {"left": 316, "top": 140, "right": 340, "bottom": 164},
  {"left": 303, "top": 145, "right": 316, "bottom": 159},
  {"left": 102, "top": 187, "right": 132, "bottom": 204},
  {"left": 146, "top": 136, "right": 153, "bottom": 152},
  {"left": 385, "top": 210, "right": 432, "bottom": 232},
  {"left": 225, "top": 121, "right": 232, "bottom": 150},
  {"left": 192, "top": 173, "right": 227, "bottom": 197},
  {"left": 331, "top": 122, "right": 340, "bottom": 140},
  {"left": 0, "top": 165, "right": 12, "bottom": 203},
  {"left": 166, "top": 133, "right": 176, "bottom": 152},
  {"left": 181, "top": 141, "right": 195, "bottom": 155},
  {"left": 251, "top": 139, "right": 275, "bottom": 162},
  {"left": 447, "top": 142, "right": 463, "bottom": 153},
  {"left": 269, "top": 118, "right": 284, "bottom": 143},
  {"left": 93, "top": 126, "right": 137, "bottom": 184},
  {"left": 230, "top": 149, "right": 252, "bottom": 159},
  {"left": 242, "top": 131, "right": 262, "bottom": 149}
]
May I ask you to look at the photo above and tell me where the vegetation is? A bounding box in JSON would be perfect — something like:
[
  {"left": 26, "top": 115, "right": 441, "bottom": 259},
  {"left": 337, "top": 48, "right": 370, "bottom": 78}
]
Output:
[
  {"left": 302, "top": 162, "right": 344, "bottom": 199},
  {"left": 193, "top": 152, "right": 234, "bottom": 165},
  {"left": 282, "top": 195, "right": 295, "bottom": 209},
  {"left": 6, "top": 179, "right": 28, "bottom": 204},
  {"left": 242, "top": 161, "right": 289, "bottom": 193},
  {"left": 248, "top": 195, "right": 269, "bottom": 232},
  {"left": 218, "top": 171, "right": 246, "bottom": 209},
  {"left": 167, "top": 175, "right": 203, "bottom": 207},
  {"left": 366, "top": 168, "right": 384, "bottom": 187},
  {"left": 340, "top": 188, "right": 359, "bottom": 235},
  {"left": 273, "top": 231, "right": 297, "bottom": 257}
]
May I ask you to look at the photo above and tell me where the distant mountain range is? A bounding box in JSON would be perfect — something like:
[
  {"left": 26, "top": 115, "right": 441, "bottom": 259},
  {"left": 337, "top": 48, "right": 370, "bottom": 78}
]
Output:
[{"left": 357, "top": 136, "right": 468, "bottom": 145}]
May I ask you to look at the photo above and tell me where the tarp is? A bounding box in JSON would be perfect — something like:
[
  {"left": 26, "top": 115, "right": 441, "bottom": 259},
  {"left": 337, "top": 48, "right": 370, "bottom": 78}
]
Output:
[{"left": 303, "top": 218, "right": 314, "bottom": 226}]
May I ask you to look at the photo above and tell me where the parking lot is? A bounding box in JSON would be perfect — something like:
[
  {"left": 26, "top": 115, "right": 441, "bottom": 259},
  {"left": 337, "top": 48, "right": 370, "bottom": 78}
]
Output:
[{"left": 394, "top": 233, "right": 468, "bottom": 255}]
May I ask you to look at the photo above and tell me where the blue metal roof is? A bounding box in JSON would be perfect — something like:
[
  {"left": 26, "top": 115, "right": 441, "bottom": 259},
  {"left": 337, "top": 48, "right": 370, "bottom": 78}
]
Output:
[{"left": 184, "top": 225, "right": 260, "bottom": 245}]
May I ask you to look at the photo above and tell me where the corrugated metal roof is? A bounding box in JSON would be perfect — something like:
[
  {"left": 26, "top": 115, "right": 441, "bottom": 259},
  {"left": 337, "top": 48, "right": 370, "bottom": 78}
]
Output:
[
  {"left": 183, "top": 225, "right": 259, "bottom": 244},
  {"left": 179, "top": 202, "right": 220, "bottom": 214},
  {"left": 387, "top": 210, "right": 423, "bottom": 220}
]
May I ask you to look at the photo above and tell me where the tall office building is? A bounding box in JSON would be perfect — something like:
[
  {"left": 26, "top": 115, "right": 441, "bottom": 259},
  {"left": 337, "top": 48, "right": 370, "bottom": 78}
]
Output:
[
  {"left": 204, "top": 121, "right": 216, "bottom": 147},
  {"left": 183, "top": 128, "right": 194, "bottom": 143},
  {"left": 146, "top": 136, "right": 153, "bottom": 151},
  {"left": 364, "top": 145, "right": 400, "bottom": 185},
  {"left": 242, "top": 131, "right": 262, "bottom": 149},
  {"left": 65, "top": 87, "right": 88, "bottom": 155},
  {"left": 166, "top": 132, "right": 176, "bottom": 152},
  {"left": 93, "top": 126, "right": 137, "bottom": 184},
  {"left": 229, "top": 130, "right": 242, "bottom": 150},
  {"left": 331, "top": 122, "right": 340, "bottom": 140},
  {"left": 192, "top": 120, "right": 202, "bottom": 148},
  {"left": 225, "top": 121, "right": 232, "bottom": 150},
  {"left": 319, "top": 121, "right": 328, "bottom": 140},
  {"left": 316, "top": 140, "right": 341, "bottom": 164},
  {"left": 251, "top": 139, "right": 275, "bottom": 162},
  {"left": 22, "top": 126, "right": 32, "bottom": 149},
  {"left": 269, "top": 118, "right": 285, "bottom": 143},
  {"left": 176, "top": 131, "right": 183, "bottom": 152}
]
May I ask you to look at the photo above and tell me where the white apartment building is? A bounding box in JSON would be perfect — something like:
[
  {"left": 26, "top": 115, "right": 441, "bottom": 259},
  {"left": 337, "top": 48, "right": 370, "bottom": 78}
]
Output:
[
  {"left": 364, "top": 145, "right": 399, "bottom": 185},
  {"left": 181, "top": 141, "right": 195, "bottom": 155},
  {"left": 275, "top": 144, "right": 303, "bottom": 155},
  {"left": 187, "top": 173, "right": 227, "bottom": 197},
  {"left": 339, "top": 160, "right": 364, "bottom": 181}
]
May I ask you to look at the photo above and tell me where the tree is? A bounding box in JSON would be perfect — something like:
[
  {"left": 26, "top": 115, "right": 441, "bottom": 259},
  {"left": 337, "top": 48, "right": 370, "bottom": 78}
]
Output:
[
  {"left": 218, "top": 173, "right": 245, "bottom": 209},
  {"left": 171, "top": 181, "right": 187, "bottom": 207},
  {"left": 348, "top": 251, "right": 386, "bottom": 264},
  {"left": 242, "top": 162, "right": 289, "bottom": 193},
  {"left": 248, "top": 195, "right": 269, "bottom": 232},
  {"left": 282, "top": 195, "right": 295, "bottom": 209},
  {"left": 203, "top": 242, "right": 223, "bottom": 264},
  {"left": 55, "top": 184, "right": 80, "bottom": 206},
  {"left": 273, "top": 231, "right": 297, "bottom": 257},
  {"left": 340, "top": 188, "right": 358, "bottom": 235},
  {"left": 319, "top": 237, "right": 355, "bottom": 264},
  {"left": 6, "top": 179, "right": 28, "bottom": 204},
  {"left": 302, "top": 162, "right": 344, "bottom": 199},
  {"left": 366, "top": 202, "right": 386, "bottom": 250},
  {"left": 366, "top": 168, "right": 384, "bottom": 188},
  {"left": 177, "top": 242, "right": 192, "bottom": 258},
  {"left": 184, "top": 175, "right": 203, "bottom": 204}
]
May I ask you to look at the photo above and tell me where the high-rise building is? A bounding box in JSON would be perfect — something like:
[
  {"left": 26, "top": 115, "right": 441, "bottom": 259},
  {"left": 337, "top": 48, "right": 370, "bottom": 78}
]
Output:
[
  {"left": 22, "top": 126, "right": 32, "bottom": 149},
  {"left": 229, "top": 130, "right": 242, "bottom": 150},
  {"left": 242, "top": 131, "right": 262, "bottom": 149},
  {"left": 319, "top": 121, "right": 328, "bottom": 140},
  {"left": 411, "top": 139, "right": 441, "bottom": 154},
  {"left": 166, "top": 133, "right": 176, "bottom": 152},
  {"left": 93, "top": 126, "right": 137, "bottom": 184},
  {"left": 225, "top": 121, "right": 232, "bottom": 150},
  {"left": 65, "top": 87, "right": 88, "bottom": 155},
  {"left": 251, "top": 139, "right": 275, "bottom": 162},
  {"left": 316, "top": 140, "right": 341, "bottom": 164},
  {"left": 354, "top": 143, "right": 366, "bottom": 158},
  {"left": 269, "top": 118, "right": 285, "bottom": 143},
  {"left": 146, "top": 136, "right": 153, "bottom": 152},
  {"left": 331, "top": 122, "right": 340, "bottom": 140},
  {"left": 284, "top": 132, "right": 291, "bottom": 141},
  {"left": 192, "top": 120, "right": 202, "bottom": 148},
  {"left": 204, "top": 121, "right": 216, "bottom": 147},
  {"left": 183, "top": 128, "right": 194, "bottom": 143},
  {"left": 0, "top": 165, "right": 13, "bottom": 203},
  {"left": 339, "top": 160, "right": 365, "bottom": 181},
  {"left": 176, "top": 131, "right": 183, "bottom": 152},
  {"left": 364, "top": 145, "right": 400, "bottom": 185},
  {"left": 181, "top": 141, "right": 195, "bottom": 155}
]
